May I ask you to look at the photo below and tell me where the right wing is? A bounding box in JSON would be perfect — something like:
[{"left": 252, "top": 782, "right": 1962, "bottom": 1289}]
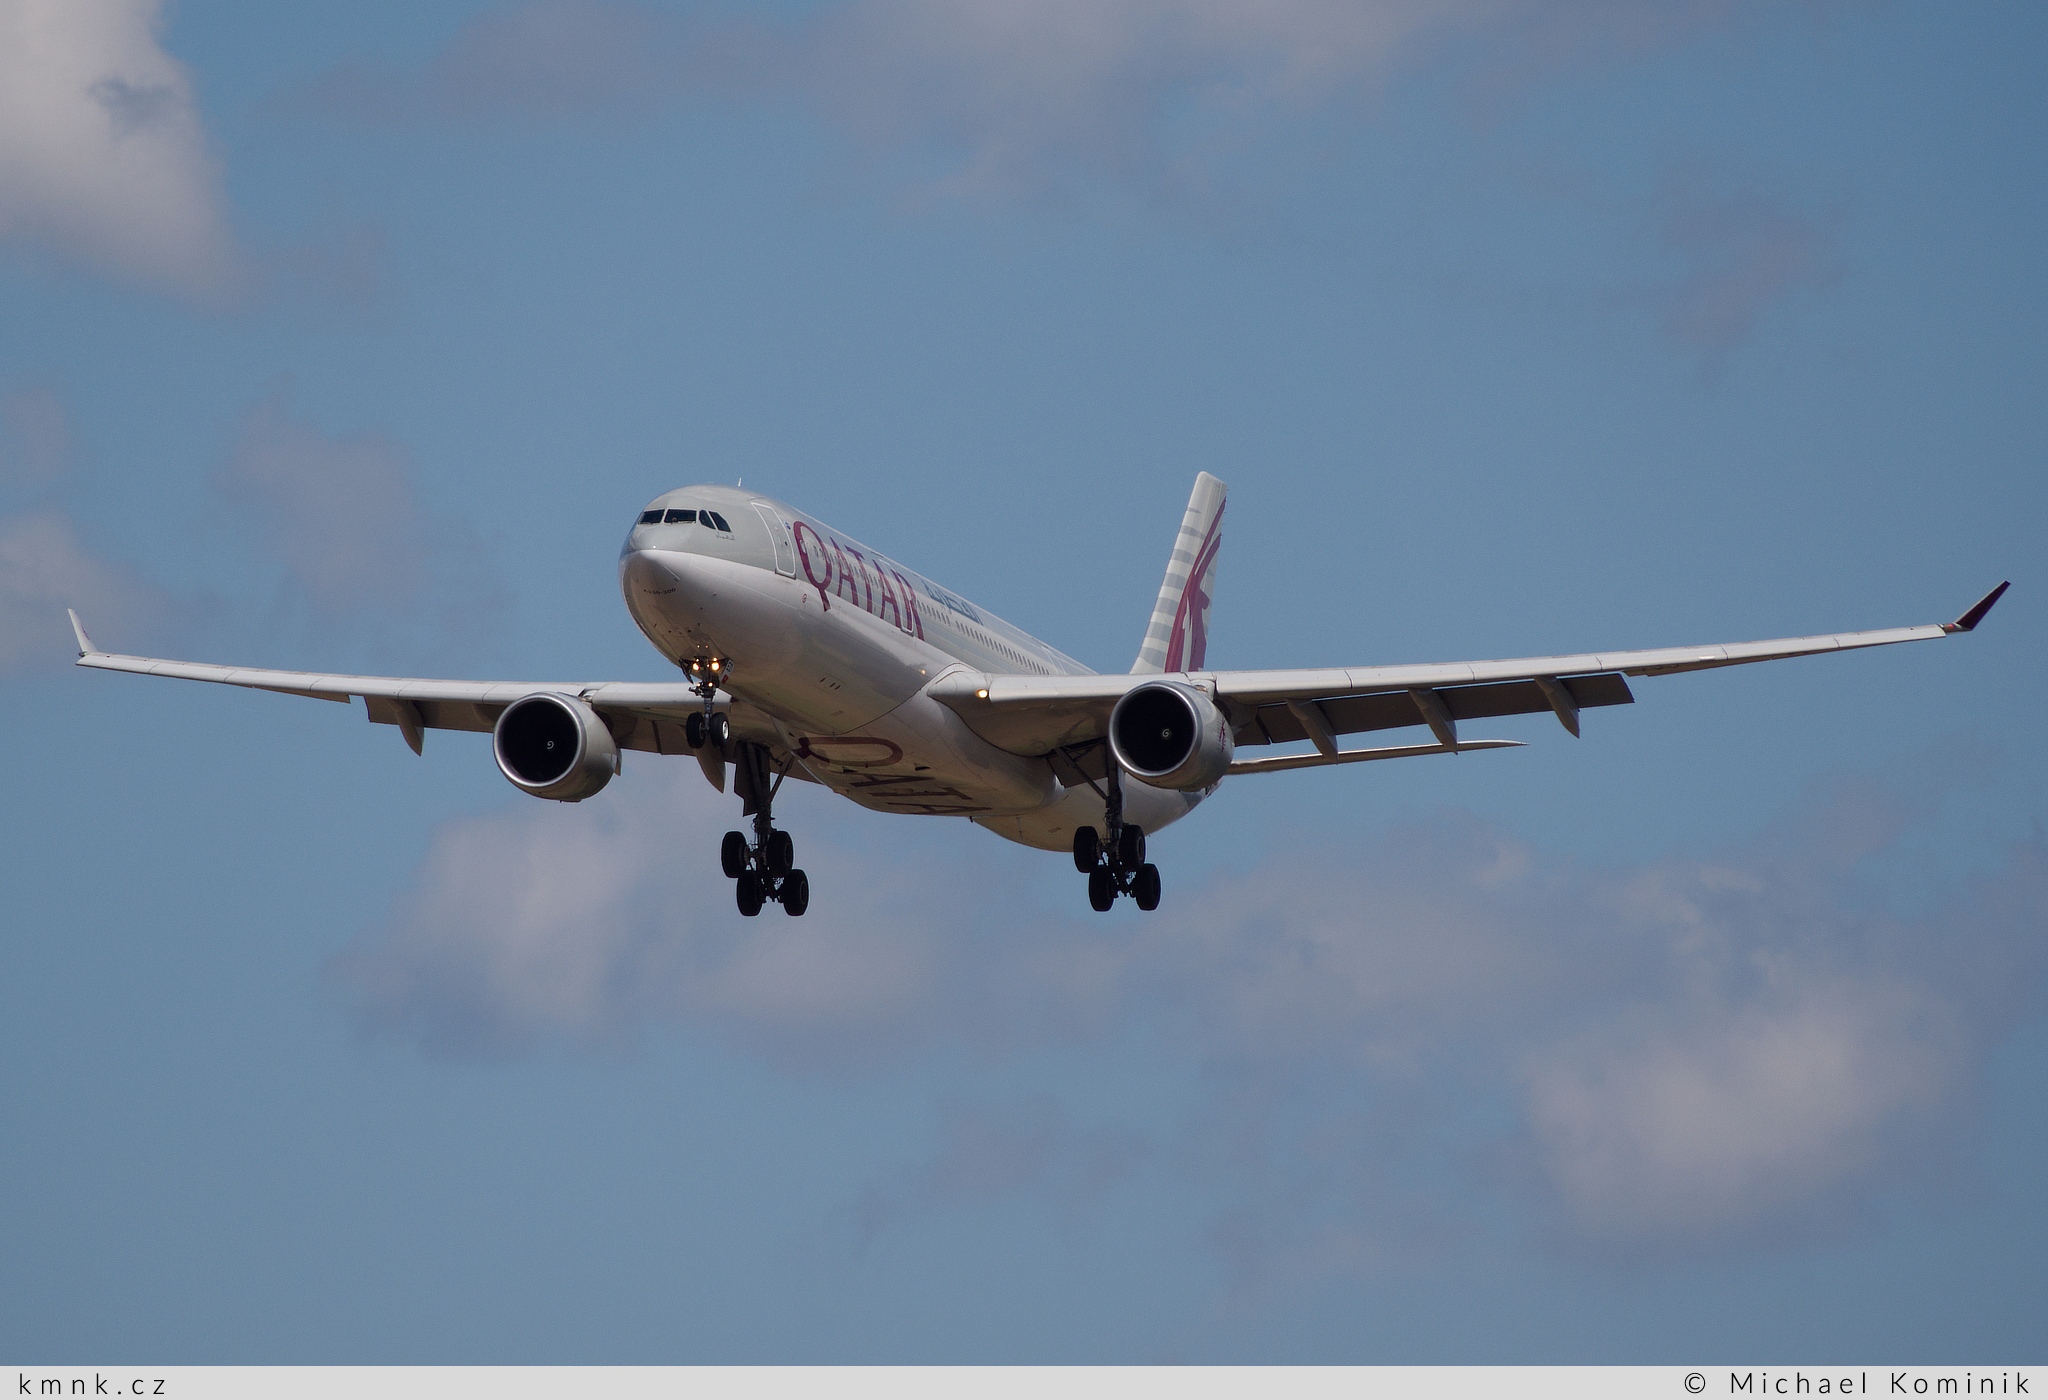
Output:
[{"left": 929, "top": 583, "right": 2010, "bottom": 777}]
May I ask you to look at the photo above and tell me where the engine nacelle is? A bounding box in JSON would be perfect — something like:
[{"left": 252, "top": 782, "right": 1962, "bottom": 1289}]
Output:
[
  {"left": 492, "top": 692, "right": 618, "bottom": 802},
  {"left": 1108, "top": 681, "right": 1233, "bottom": 792}
]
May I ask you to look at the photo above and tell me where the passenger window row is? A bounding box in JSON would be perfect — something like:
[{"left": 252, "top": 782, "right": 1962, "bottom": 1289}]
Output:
[{"left": 637, "top": 508, "right": 733, "bottom": 532}]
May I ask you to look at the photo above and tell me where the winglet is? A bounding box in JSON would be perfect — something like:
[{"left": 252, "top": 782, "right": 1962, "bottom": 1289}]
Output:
[
  {"left": 67, "top": 608, "right": 98, "bottom": 657},
  {"left": 1944, "top": 581, "right": 2010, "bottom": 633}
]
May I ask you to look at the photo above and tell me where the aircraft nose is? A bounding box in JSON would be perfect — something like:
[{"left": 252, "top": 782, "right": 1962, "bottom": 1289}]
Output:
[
  {"left": 619, "top": 545, "right": 725, "bottom": 611},
  {"left": 618, "top": 547, "right": 670, "bottom": 590}
]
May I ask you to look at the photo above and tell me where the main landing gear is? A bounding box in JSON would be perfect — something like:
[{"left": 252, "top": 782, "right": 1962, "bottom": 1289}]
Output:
[
  {"left": 681, "top": 655, "right": 809, "bottom": 918},
  {"left": 1071, "top": 763, "right": 1161, "bottom": 913}
]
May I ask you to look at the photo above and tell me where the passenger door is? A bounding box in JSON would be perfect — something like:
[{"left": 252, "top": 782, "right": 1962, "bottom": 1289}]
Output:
[{"left": 751, "top": 502, "right": 797, "bottom": 576}]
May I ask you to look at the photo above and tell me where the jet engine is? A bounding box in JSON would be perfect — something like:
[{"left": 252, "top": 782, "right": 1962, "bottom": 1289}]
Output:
[
  {"left": 1108, "top": 681, "right": 1233, "bottom": 792},
  {"left": 492, "top": 692, "right": 618, "bottom": 802}
]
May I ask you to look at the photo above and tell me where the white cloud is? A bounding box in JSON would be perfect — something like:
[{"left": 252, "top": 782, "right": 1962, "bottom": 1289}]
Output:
[
  {"left": 338, "top": 764, "right": 2048, "bottom": 1259},
  {"left": 1524, "top": 984, "right": 1962, "bottom": 1247},
  {"left": 1638, "top": 168, "right": 1844, "bottom": 362},
  {"left": 297, "top": 0, "right": 717, "bottom": 123},
  {"left": 214, "top": 394, "right": 504, "bottom": 653},
  {"left": 0, "top": 0, "right": 235, "bottom": 294},
  {"left": 291, "top": 1, "right": 1842, "bottom": 353},
  {"left": 0, "top": 385, "right": 76, "bottom": 488},
  {"left": 336, "top": 773, "right": 984, "bottom": 1061},
  {"left": 789, "top": 0, "right": 1477, "bottom": 196},
  {"left": 218, "top": 396, "right": 433, "bottom": 618},
  {"left": 0, "top": 508, "right": 161, "bottom": 673},
  {"left": 295, "top": 0, "right": 1802, "bottom": 199}
]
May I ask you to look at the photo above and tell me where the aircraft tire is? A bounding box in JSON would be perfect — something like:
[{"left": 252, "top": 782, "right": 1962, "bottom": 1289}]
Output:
[
  {"left": 685, "top": 712, "right": 707, "bottom": 749},
  {"left": 720, "top": 831, "right": 749, "bottom": 878},
  {"left": 781, "top": 869, "right": 809, "bottom": 916},
  {"left": 1118, "top": 825, "right": 1146, "bottom": 868},
  {"left": 1072, "top": 826, "right": 1100, "bottom": 873},
  {"left": 708, "top": 713, "right": 731, "bottom": 748},
  {"left": 1087, "top": 868, "right": 1116, "bottom": 912},
  {"left": 1133, "top": 863, "right": 1161, "bottom": 911},
  {"left": 766, "top": 829, "right": 794, "bottom": 875},
  {"left": 736, "top": 871, "right": 765, "bottom": 917}
]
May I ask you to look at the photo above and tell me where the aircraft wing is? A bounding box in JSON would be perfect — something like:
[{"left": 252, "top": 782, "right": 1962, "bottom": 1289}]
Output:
[
  {"left": 929, "top": 583, "right": 2009, "bottom": 779},
  {"left": 67, "top": 610, "right": 719, "bottom": 758}
]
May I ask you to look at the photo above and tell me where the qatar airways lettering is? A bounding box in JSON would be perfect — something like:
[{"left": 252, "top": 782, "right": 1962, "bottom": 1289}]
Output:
[{"left": 791, "top": 520, "right": 926, "bottom": 638}]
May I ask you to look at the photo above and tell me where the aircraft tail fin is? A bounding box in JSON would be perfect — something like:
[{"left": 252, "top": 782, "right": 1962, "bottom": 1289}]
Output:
[{"left": 1132, "top": 472, "right": 1226, "bottom": 674}]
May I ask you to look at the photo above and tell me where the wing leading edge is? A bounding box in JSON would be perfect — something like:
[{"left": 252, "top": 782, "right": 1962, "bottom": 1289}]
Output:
[
  {"left": 68, "top": 609, "right": 713, "bottom": 756},
  {"left": 67, "top": 580, "right": 2008, "bottom": 776},
  {"left": 928, "top": 583, "right": 2010, "bottom": 768}
]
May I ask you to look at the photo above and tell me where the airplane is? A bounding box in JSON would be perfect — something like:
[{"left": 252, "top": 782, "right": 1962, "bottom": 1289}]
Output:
[{"left": 70, "top": 473, "right": 2006, "bottom": 917}]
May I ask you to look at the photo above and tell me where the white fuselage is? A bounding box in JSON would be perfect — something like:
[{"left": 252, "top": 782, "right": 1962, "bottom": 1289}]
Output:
[{"left": 618, "top": 485, "right": 1204, "bottom": 851}]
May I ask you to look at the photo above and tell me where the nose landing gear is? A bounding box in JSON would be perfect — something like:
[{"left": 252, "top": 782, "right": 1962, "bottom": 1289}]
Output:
[
  {"left": 685, "top": 710, "right": 729, "bottom": 750},
  {"left": 719, "top": 738, "right": 809, "bottom": 917},
  {"left": 1072, "top": 764, "right": 1161, "bottom": 912},
  {"left": 682, "top": 655, "right": 731, "bottom": 751},
  {"left": 679, "top": 659, "right": 804, "bottom": 916}
]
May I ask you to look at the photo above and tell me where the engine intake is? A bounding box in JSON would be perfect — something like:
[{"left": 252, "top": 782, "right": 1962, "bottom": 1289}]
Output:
[
  {"left": 493, "top": 692, "right": 618, "bottom": 802},
  {"left": 1108, "top": 681, "right": 1233, "bottom": 792}
]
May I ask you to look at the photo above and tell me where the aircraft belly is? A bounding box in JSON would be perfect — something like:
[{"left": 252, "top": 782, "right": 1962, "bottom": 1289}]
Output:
[
  {"left": 790, "top": 691, "right": 1060, "bottom": 817},
  {"left": 971, "top": 779, "right": 1203, "bottom": 853}
]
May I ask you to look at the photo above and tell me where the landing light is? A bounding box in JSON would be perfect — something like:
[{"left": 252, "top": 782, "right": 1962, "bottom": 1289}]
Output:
[{"left": 976, "top": 688, "right": 989, "bottom": 699}]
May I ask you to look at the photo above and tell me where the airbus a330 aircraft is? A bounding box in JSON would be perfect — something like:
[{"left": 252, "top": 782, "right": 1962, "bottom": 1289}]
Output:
[{"left": 72, "top": 474, "right": 2006, "bottom": 917}]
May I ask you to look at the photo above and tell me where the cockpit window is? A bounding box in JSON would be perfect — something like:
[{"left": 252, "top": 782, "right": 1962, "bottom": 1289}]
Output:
[{"left": 638, "top": 506, "right": 730, "bottom": 530}]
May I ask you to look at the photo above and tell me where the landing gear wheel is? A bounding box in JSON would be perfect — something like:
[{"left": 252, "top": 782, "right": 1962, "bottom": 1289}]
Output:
[
  {"left": 735, "top": 871, "right": 765, "bottom": 917},
  {"left": 1087, "top": 868, "right": 1116, "bottom": 912},
  {"left": 720, "top": 831, "right": 749, "bottom": 878},
  {"left": 781, "top": 869, "right": 809, "bottom": 916},
  {"left": 685, "top": 712, "right": 707, "bottom": 749},
  {"left": 1133, "top": 863, "right": 1161, "bottom": 911},
  {"left": 1118, "top": 825, "right": 1146, "bottom": 868},
  {"left": 766, "top": 829, "right": 794, "bottom": 876},
  {"left": 1072, "top": 826, "right": 1101, "bottom": 874},
  {"left": 708, "top": 713, "right": 731, "bottom": 748}
]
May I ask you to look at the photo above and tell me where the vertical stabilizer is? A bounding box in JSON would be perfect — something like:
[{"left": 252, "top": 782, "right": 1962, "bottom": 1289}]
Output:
[{"left": 1132, "top": 472, "right": 1226, "bottom": 674}]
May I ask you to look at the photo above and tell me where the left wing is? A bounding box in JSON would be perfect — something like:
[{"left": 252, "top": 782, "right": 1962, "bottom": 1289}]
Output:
[
  {"left": 68, "top": 609, "right": 720, "bottom": 758},
  {"left": 929, "top": 583, "right": 2010, "bottom": 775}
]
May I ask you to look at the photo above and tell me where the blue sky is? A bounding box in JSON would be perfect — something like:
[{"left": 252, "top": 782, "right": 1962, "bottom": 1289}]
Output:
[{"left": 1, "top": 0, "right": 2043, "bottom": 1363}]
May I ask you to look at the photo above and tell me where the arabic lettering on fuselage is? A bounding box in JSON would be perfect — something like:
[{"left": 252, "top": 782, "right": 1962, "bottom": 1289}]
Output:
[{"left": 920, "top": 581, "right": 981, "bottom": 626}]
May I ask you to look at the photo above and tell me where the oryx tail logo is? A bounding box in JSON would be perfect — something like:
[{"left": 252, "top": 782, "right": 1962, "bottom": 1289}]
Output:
[{"left": 1163, "top": 504, "right": 1222, "bottom": 673}]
